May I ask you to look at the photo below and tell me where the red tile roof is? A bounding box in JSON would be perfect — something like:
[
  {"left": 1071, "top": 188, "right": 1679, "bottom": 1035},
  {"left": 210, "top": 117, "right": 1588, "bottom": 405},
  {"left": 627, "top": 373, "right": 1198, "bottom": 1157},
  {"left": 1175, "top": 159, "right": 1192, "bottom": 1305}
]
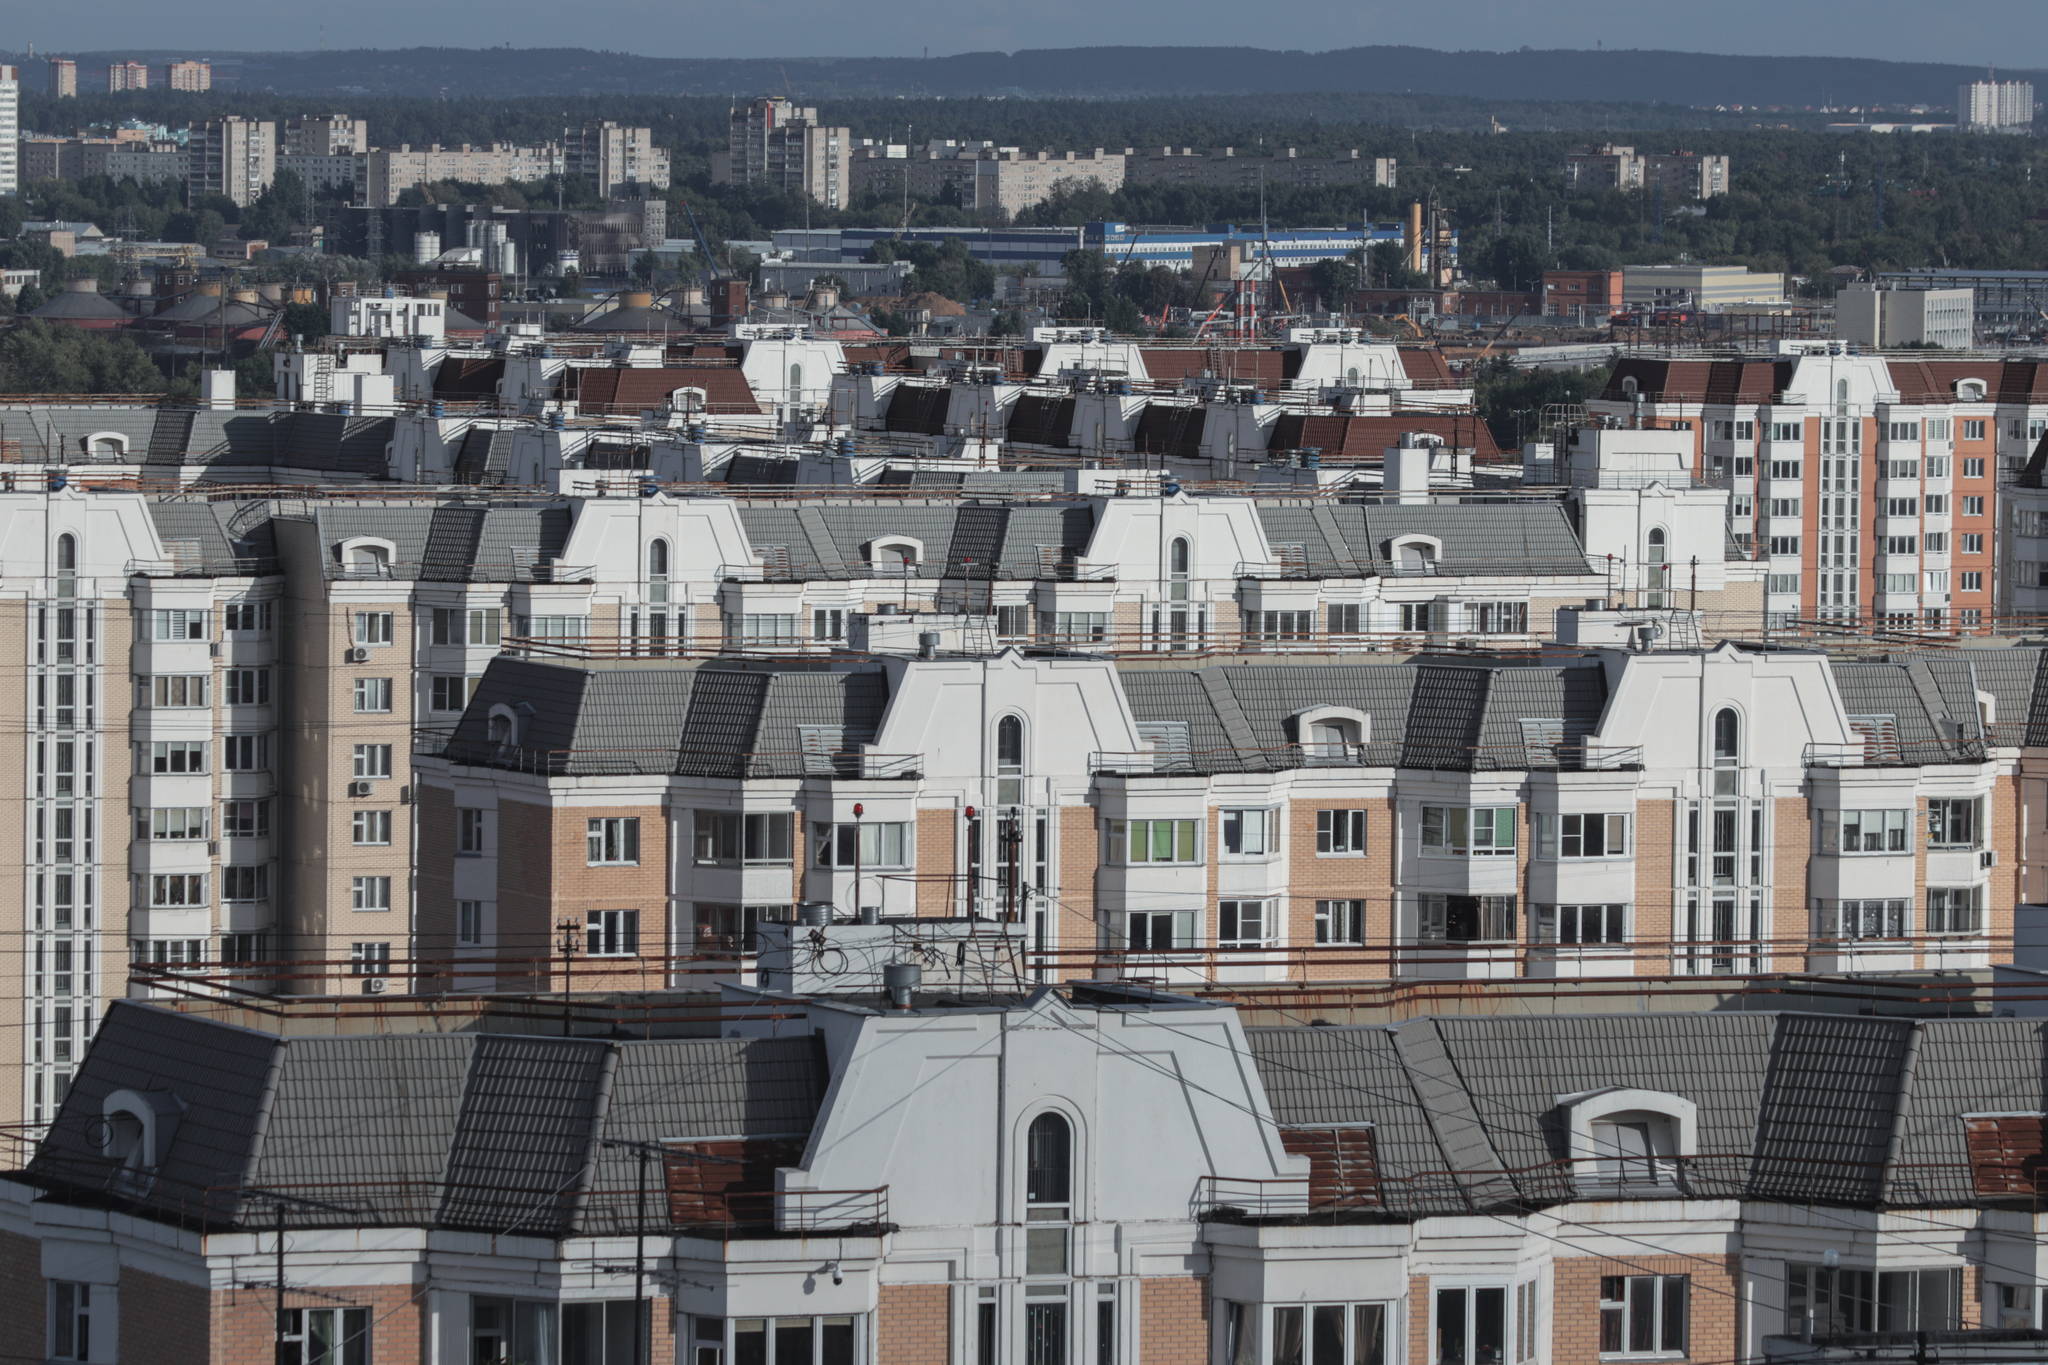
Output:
[
  {"left": 1267, "top": 410, "right": 1506, "bottom": 460},
  {"left": 572, "top": 365, "right": 760, "bottom": 415}
]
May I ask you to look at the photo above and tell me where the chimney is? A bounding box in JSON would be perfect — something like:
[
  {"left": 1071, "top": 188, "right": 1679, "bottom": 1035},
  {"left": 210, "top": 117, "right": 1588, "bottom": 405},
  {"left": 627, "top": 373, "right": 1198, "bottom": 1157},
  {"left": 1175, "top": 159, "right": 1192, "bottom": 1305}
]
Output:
[{"left": 1383, "top": 432, "right": 1434, "bottom": 503}]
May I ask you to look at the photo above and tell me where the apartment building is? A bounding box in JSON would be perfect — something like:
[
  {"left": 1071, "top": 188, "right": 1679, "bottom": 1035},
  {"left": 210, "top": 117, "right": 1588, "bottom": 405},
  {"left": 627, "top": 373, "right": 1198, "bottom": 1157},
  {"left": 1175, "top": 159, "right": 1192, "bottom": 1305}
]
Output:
[
  {"left": 721, "top": 97, "right": 851, "bottom": 209},
  {"left": 185, "top": 115, "right": 274, "bottom": 207},
  {"left": 1564, "top": 144, "right": 1731, "bottom": 198},
  {"left": 46, "top": 57, "right": 76, "bottom": 98},
  {"left": 1126, "top": 146, "right": 1396, "bottom": 189},
  {"left": 1594, "top": 348, "right": 2048, "bottom": 630},
  {"left": 14, "top": 992, "right": 2048, "bottom": 1365},
  {"left": 1960, "top": 78, "right": 2034, "bottom": 131},
  {"left": 163, "top": 60, "right": 209, "bottom": 92},
  {"left": 0, "top": 65, "right": 16, "bottom": 197},
  {"left": 357, "top": 142, "right": 563, "bottom": 208},
  {"left": 105, "top": 61, "right": 147, "bottom": 93},
  {"left": 564, "top": 120, "right": 670, "bottom": 195},
  {"left": 409, "top": 623, "right": 2031, "bottom": 998},
  {"left": 1837, "top": 283, "right": 1975, "bottom": 350}
]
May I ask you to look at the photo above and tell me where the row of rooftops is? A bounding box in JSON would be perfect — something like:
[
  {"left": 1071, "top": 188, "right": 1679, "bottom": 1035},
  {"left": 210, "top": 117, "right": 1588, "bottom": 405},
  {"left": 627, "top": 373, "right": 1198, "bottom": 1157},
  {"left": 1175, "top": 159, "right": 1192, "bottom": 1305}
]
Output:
[
  {"left": 1603, "top": 355, "right": 2048, "bottom": 405},
  {"left": 433, "top": 643, "right": 2039, "bottom": 779},
  {"left": 24, "top": 998, "right": 2048, "bottom": 1235}
]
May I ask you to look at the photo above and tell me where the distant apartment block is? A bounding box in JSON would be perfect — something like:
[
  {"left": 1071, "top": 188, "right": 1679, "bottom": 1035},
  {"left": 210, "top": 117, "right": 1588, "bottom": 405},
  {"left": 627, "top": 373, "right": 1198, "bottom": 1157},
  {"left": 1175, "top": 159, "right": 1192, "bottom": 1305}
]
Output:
[
  {"left": 1837, "top": 283, "right": 1975, "bottom": 350},
  {"left": 164, "top": 60, "right": 210, "bottom": 92},
  {"left": 105, "top": 143, "right": 186, "bottom": 185},
  {"left": 848, "top": 141, "right": 1125, "bottom": 219},
  {"left": 0, "top": 66, "right": 16, "bottom": 197},
  {"left": 105, "top": 61, "right": 148, "bottom": 93},
  {"left": 46, "top": 58, "right": 75, "bottom": 98},
  {"left": 186, "top": 116, "right": 274, "bottom": 207},
  {"left": 1125, "top": 146, "right": 1396, "bottom": 190},
  {"left": 358, "top": 143, "right": 564, "bottom": 208},
  {"left": 1565, "top": 143, "right": 1730, "bottom": 198},
  {"left": 281, "top": 114, "right": 368, "bottom": 157},
  {"left": 563, "top": 121, "right": 669, "bottom": 196},
  {"left": 720, "top": 97, "right": 850, "bottom": 209},
  {"left": 1960, "top": 79, "right": 2034, "bottom": 131}
]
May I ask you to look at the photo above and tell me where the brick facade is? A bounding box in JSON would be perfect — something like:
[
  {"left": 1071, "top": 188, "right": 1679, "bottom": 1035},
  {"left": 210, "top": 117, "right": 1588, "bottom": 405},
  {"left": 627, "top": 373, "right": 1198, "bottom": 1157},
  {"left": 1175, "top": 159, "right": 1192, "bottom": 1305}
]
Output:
[
  {"left": 876, "top": 1282, "right": 950, "bottom": 1365},
  {"left": 415, "top": 782, "right": 457, "bottom": 983},
  {"left": 211, "top": 1282, "right": 423, "bottom": 1365},
  {"left": 1549, "top": 1254, "right": 1739, "bottom": 1365},
  {"left": 1634, "top": 798, "right": 1676, "bottom": 972},
  {"left": 917, "top": 808, "right": 958, "bottom": 916},
  {"left": 120, "top": 1266, "right": 209, "bottom": 1365},
  {"left": 1057, "top": 806, "right": 1100, "bottom": 980},
  {"left": 496, "top": 797, "right": 556, "bottom": 989},
  {"left": 1286, "top": 796, "right": 1395, "bottom": 979},
  {"left": 0, "top": 1227, "right": 42, "bottom": 1365},
  {"left": 1140, "top": 1276, "right": 1208, "bottom": 1365},
  {"left": 1772, "top": 796, "right": 1811, "bottom": 965},
  {"left": 549, "top": 802, "right": 668, "bottom": 991}
]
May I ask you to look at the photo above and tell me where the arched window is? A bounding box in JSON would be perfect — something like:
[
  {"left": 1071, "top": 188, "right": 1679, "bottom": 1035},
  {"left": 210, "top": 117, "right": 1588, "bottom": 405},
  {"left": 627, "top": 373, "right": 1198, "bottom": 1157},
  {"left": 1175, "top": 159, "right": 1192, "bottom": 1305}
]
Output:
[
  {"left": 997, "top": 716, "right": 1024, "bottom": 805},
  {"left": 1645, "top": 528, "right": 1669, "bottom": 606},
  {"left": 1346, "top": 366, "right": 1361, "bottom": 388},
  {"left": 56, "top": 534, "right": 76, "bottom": 571},
  {"left": 1621, "top": 376, "right": 1640, "bottom": 399},
  {"left": 1835, "top": 378, "right": 1850, "bottom": 416},
  {"left": 789, "top": 362, "right": 804, "bottom": 406},
  {"left": 1168, "top": 536, "right": 1190, "bottom": 602},
  {"left": 648, "top": 539, "right": 670, "bottom": 604},
  {"left": 1026, "top": 1112, "right": 1071, "bottom": 1206},
  {"left": 1712, "top": 709, "right": 1740, "bottom": 794}
]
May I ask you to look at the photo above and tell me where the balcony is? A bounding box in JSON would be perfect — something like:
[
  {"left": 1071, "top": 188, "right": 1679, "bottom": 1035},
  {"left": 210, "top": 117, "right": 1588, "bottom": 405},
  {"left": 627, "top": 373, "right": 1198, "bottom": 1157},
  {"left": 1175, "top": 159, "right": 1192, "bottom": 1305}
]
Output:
[
  {"left": 127, "top": 556, "right": 280, "bottom": 578},
  {"left": 419, "top": 729, "right": 922, "bottom": 781}
]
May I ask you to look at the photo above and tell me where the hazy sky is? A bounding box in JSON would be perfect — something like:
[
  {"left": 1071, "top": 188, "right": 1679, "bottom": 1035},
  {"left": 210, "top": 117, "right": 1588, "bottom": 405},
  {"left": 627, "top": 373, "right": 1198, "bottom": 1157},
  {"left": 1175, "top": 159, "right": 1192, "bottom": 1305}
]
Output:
[{"left": 16, "top": 0, "right": 2048, "bottom": 69}]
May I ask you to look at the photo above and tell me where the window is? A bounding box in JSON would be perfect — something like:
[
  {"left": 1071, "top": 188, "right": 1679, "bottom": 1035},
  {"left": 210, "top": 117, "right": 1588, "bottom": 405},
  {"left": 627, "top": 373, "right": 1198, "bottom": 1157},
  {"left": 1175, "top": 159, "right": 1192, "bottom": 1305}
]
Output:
[
  {"left": 1050, "top": 611, "right": 1108, "bottom": 643},
  {"left": 587, "top": 909, "right": 639, "bottom": 956},
  {"left": 997, "top": 715, "right": 1025, "bottom": 806},
  {"left": 1125, "top": 910, "right": 1198, "bottom": 951},
  {"left": 1106, "top": 818, "right": 1199, "bottom": 865},
  {"left": 221, "top": 800, "right": 269, "bottom": 838},
  {"left": 1887, "top": 421, "right": 1921, "bottom": 442},
  {"left": 1963, "top": 608, "right": 1983, "bottom": 626},
  {"left": 1537, "top": 904, "right": 1628, "bottom": 945},
  {"left": 431, "top": 676, "right": 474, "bottom": 712},
  {"left": 1221, "top": 808, "right": 1279, "bottom": 858},
  {"left": 1731, "top": 495, "right": 1754, "bottom": 519},
  {"left": 1820, "top": 808, "right": 1910, "bottom": 854},
  {"left": 1712, "top": 419, "right": 1756, "bottom": 442},
  {"left": 1927, "top": 797, "right": 1981, "bottom": 849},
  {"left": 1786, "top": 1266, "right": 1963, "bottom": 1341},
  {"left": 352, "top": 745, "right": 393, "bottom": 779},
  {"left": 457, "top": 808, "right": 487, "bottom": 854},
  {"left": 1958, "top": 495, "right": 1982, "bottom": 516},
  {"left": 1920, "top": 494, "right": 1948, "bottom": 514},
  {"left": 1419, "top": 894, "right": 1516, "bottom": 943},
  {"left": 1815, "top": 898, "right": 1911, "bottom": 940},
  {"left": 1733, "top": 456, "right": 1754, "bottom": 477},
  {"left": 458, "top": 901, "right": 485, "bottom": 946},
  {"left": 1218, "top": 899, "right": 1271, "bottom": 948},
  {"left": 1766, "top": 573, "right": 1800, "bottom": 595},
  {"left": 51, "top": 1281, "right": 91, "bottom": 1362},
  {"left": 223, "top": 865, "right": 268, "bottom": 901},
  {"left": 353, "top": 612, "right": 394, "bottom": 645},
  {"left": 350, "top": 942, "right": 390, "bottom": 974},
  {"left": 1927, "top": 886, "right": 1985, "bottom": 934},
  {"left": 1960, "top": 571, "right": 1982, "bottom": 592},
  {"left": 993, "top": 605, "right": 1031, "bottom": 640},
  {"left": 1025, "top": 1111, "right": 1071, "bottom": 1276},
  {"left": 225, "top": 668, "right": 270, "bottom": 705},
  {"left": 1960, "top": 533, "right": 1984, "bottom": 555},
  {"left": 223, "top": 601, "right": 270, "bottom": 633},
  {"left": 222, "top": 733, "right": 269, "bottom": 771},
  {"left": 813, "top": 821, "right": 909, "bottom": 867},
  {"left": 1880, "top": 573, "right": 1917, "bottom": 595},
  {"left": 221, "top": 932, "right": 266, "bottom": 964},
  {"left": 353, "top": 810, "right": 393, "bottom": 846},
  {"left": 1599, "top": 1276, "right": 1687, "bottom": 1356},
  {"left": 695, "top": 811, "right": 794, "bottom": 864},
  {"left": 1258, "top": 610, "right": 1315, "bottom": 643},
  {"left": 142, "top": 806, "right": 207, "bottom": 840},
  {"left": 277, "top": 1307, "right": 370, "bottom": 1365},
  {"left": 433, "top": 607, "right": 501, "bottom": 645},
  {"left": 1273, "top": 1304, "right": 1389, "bottom": 1365},
  {"left": 352, "top": 677, "right": 393, "bottom": 712},
  {"left": 1434, "top": 1287, "right": 1508, "bottom": 1365},
  {"left": 1400, "top": 603, "right": 1435, "bottom": 632},
  {"left": 1964, "top": 457, "right": 1985, "bottom": 478},
  {"left": 1536, "top": 813, "right": 1631, "bottom": 858},
  {"left": 1328, "top": 603, "right": 1362, "bottom": 636},
  {"left": 1769, "top": 422, "right": 1802, "bottom": 443},
  {"left": 148, "top": 741, "right": 205, "bottom": 774},
  {"left": 1420, "top": 807, "right": 1516, "bottom": 856},
  {"left": 1316, "top": 900, "right": 1366, "bottom": 945},
  {"left": 1928, "top": 456, "right": 1952, "bottom": 478},
  {"left": 647, "top": 539, "right": 670, "bottom": 601},
  {"left": 1768, "top": 497, "right": 1800, "bottom": 517},
  {"left": 135, "top": 937, "right": 204, "bottom": 968},
  {"left": 727, "top": 613, "right": 800, "bottom": 645},
  {"left": 146, "top": 608, "right": 206, "bottom": 640},
  {"left": 516, "top": 614, "right": 589, "bottom": 642},
  {"left": 1317, "top": 809, "right": 1367, "bottom": 855},
  {"left": 149, "top": 873, "right": 205, "bottom": 906},
  {"left": 587, "top": 817, "right": 642, "bottom": 865},
  {"left": 1964, "top": 420, "right": 1986, "bottom": 442},
  {"left": 812, "top": 608, "right": 847, "bottom": 643},
  {"left": 147, "top": 675, "right": 207, "bottom": 707},
  {"left": 1885, "top": 460, "right": 1920, "bottom": 480},
  {"left": 352, "top": 877, "right": 391, "bottom": 911},
  {"left": 1768, "top": 535, "right": 1801, "bottom": 556},
  {"left": 1464, "top": 601, "right": 1528, "bottom": 634},
  {"left": 1885, "top": 497, "right": 1918, "bottom": 517},
  {"left": 1768, "top": 459, "right": 1802, "bottom": 480},
  {"left": 1925, "top": 571, "right": 1949, "bottom": 594}
]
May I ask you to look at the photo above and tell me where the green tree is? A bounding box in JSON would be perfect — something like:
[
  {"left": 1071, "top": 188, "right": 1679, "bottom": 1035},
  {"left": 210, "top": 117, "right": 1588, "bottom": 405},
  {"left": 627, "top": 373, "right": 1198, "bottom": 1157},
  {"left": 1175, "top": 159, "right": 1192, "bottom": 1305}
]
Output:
[
  {"left": 1309, "top": 249, "right": 1363, "bottom": 311},
  {"left": 240, "top": 169, "right": 308, "bottom": 243},
  {"left": 1474, "top": 230, "right": 1554, "bottom": 293},
  {"left": 282, "top": 301, "right": 330, "bottom": 343},
  {"left": 1473, "top": 356, "right": 1613, "bottom": 451},
  {"left": 1365, "top": 240, "right": 1428, "bottom": 291},
  {"left": 0, "top": 320, "right": 168, "bottom": 395},
  {"left": 1059, "top": 247, "right": 1113, "bottom": 319}
]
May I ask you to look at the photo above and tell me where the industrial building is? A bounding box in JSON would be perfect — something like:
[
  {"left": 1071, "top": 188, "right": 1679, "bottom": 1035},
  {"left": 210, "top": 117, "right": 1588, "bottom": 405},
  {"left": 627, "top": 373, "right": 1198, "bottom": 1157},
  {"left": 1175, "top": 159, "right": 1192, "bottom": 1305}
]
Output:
[
  {"left": 1877, "top": 269, "right": 2048, "bottom": 341},
  {"left": 1836, "top": 283, "right": 1975, "bottom": 350},
  {"left": 1620, "top": 265, "right": 1784, "bottom": 311}
]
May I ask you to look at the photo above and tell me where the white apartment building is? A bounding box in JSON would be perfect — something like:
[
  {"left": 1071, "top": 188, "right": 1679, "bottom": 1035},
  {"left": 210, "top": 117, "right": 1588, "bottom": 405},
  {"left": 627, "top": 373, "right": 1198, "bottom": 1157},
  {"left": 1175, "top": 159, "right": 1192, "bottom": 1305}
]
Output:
[
  {"left": 721, "top": 97, "right": 851, "bottom": 209},
  {"left": 565, "top": 120, "right": 670, "bottom": 195},
  {"left": 1837, "top": 284, "right": 1975, "bottom": 349},
  {"left": 1125, "top": 146, "right": 1395, "bottom": 190},
  {"left": 1959, "top": 79, "right": 2034, "bottom": 131},
  {"left": 0, "top": 65, "right": 18, "bottom": 197},
  {"left": 357, "top": 142, "right": 563, "bottom": 208},
  {"left": 185, "top": 116, "right": 274, "bottom": 207}
]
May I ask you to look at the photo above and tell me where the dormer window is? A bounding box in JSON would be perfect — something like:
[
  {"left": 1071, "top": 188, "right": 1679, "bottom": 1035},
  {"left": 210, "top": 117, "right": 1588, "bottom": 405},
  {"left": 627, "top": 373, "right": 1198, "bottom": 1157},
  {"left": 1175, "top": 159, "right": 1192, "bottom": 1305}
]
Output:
[
  {"left": 1956, "top": 379, "right": 1987, "bottom": 402},
  {"left": 1292, "top": 706, "right": 1369, "bottom": 764},
  {"left": 99, "top": 1087, "right": 186, "bottom": 1196},
  {"left": 1388, "top": 535, "right": 1442, "bottom": 575},
  {"left": 339, "top": 536, "right": 397, "bottom": 579},
  {"left": 868, "top": 536, "right": 923, "bottom": 575},
  {"left": 1559, "top": 1086, "right": 1696, "bottom": 1193}
]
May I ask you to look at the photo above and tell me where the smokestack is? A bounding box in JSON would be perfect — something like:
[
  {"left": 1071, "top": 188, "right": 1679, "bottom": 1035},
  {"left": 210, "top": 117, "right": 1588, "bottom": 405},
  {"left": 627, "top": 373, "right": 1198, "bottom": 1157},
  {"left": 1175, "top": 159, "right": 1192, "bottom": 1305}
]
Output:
[{"left": 1406, "top": 202, "right": 1424, "bottom": 275}]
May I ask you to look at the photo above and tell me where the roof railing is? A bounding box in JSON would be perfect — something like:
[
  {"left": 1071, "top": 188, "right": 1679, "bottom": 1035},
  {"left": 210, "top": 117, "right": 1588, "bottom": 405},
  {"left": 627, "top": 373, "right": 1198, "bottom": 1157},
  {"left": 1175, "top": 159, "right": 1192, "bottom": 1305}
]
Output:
[{"left": 126, "top": 556, "right": 280, "bottom": 578}]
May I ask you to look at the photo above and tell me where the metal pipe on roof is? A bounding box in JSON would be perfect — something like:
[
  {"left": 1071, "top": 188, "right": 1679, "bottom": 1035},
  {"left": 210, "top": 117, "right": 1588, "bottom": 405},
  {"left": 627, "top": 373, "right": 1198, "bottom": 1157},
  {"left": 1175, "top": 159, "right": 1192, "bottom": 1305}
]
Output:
[{"left": 563, "top": 1042, "right": 621, "bottom": 1236}]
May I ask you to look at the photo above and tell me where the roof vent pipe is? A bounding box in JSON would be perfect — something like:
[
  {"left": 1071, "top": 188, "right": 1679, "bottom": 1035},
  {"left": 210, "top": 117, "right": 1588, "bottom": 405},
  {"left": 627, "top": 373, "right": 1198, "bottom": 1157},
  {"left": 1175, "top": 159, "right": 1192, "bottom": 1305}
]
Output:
[
  {"left": 918, "top": 631, "right": 940, "bottom": 659},
  {"left": 883, "top": 961, "right": 922, "bottom": 1010}
]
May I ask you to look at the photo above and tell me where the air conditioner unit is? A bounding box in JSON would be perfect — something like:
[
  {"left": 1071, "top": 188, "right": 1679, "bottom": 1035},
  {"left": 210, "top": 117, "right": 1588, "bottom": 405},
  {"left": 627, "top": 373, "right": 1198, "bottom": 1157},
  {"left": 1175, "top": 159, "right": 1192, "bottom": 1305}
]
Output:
[
  {"left": 347, "top": 780, "right": 372, "bottom": 797},
  {"left": 363, "top": 977, "right": 388, "bottom": 994},
  {"left": 208, "top": 643, "right": 222, "bottom": 658},
  {"left": 1981, "top": 849, "right": 2000, "bottom": 869},
  {"left": 207, "top": 840, "right": 220, "bottom": 856},
  {"left": 347, "top": 646, "right": 370, "bottom": 663}
]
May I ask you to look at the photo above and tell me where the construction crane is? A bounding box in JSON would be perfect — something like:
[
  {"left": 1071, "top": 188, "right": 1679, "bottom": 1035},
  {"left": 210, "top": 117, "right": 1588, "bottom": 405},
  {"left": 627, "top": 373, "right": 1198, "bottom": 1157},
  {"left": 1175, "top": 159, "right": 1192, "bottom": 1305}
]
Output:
[
  {"left": 1473, "top": 306, "right": 1526, "bottom": 361},
  {"left": 677, "top": 201, "right": 723, "bottom": 279}
]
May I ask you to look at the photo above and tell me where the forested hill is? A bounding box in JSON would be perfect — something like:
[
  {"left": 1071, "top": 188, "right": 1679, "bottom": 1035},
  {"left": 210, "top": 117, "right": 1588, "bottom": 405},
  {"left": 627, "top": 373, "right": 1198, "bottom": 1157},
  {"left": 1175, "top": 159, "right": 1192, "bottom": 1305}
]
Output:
[{"left": 5, "top": 45, "right": 2038, "bottom": 109}]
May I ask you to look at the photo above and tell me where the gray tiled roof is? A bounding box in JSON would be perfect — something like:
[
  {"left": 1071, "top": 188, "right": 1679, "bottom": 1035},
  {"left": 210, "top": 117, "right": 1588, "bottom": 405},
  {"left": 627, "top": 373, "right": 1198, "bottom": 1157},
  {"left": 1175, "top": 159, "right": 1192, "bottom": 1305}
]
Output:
[{"left": 1247, "top": 502, "right": 1589, "bottom": 579}]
